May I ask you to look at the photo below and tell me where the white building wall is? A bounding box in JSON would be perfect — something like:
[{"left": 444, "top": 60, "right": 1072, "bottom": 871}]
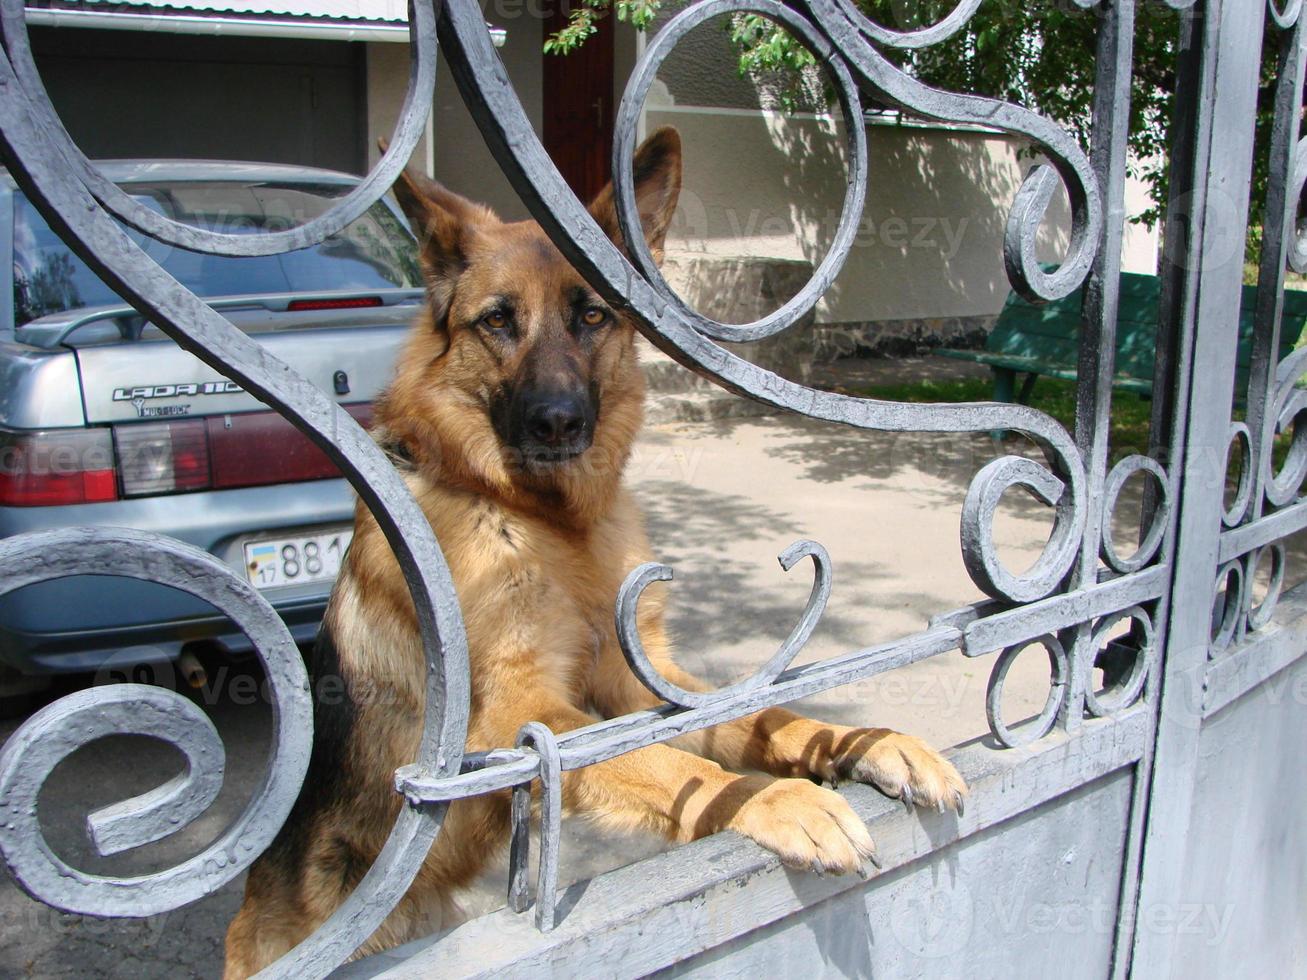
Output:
[{"left": 650, "top": 104, "right": 1159, "bottom": 326}]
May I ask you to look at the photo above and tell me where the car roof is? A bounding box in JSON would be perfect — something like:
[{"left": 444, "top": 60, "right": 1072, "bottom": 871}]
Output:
[{"left": 1, "top": 159, "right": 362, "bottom": 189}]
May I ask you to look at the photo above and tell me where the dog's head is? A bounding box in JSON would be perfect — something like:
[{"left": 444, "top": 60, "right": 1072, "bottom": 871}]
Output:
[{"left": 378, "top": 128, "right": 681, "bottom": 516}]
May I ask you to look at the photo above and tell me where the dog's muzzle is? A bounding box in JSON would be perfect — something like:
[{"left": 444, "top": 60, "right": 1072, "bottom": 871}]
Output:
[{"left": 508, "top": 388, "right": 595, "bottom": 463}]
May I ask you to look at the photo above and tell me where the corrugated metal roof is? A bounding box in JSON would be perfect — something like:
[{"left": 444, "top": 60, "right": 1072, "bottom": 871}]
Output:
[
  {"left": 68, "top": 0, "right": 407, "bottom": 22},
  {"left": 25, "top": 0, "right": 507, "bottom": 43}
]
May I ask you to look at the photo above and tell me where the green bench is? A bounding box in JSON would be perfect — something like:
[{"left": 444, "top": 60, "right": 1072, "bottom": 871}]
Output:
[{"left": 937, "top": 271, "right": 1307, "bottom": 403}]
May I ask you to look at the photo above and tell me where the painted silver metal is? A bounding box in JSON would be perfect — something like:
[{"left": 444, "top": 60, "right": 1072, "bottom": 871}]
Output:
[
  {"left": 612, "top": 0, "right": 864, "bottom": 344},
  {"left": 984, "top": 635, "right": 1069, "bottom": 749},
  {"left": 0, "top": 9, "right": 471, "bottom": 975},
  {"left": 1223, "top": 422, "right": 1255, "bottom": 528},
  {"left": 806, "top": 0, "right": 1103, "bottom": 306},
  {"left": 344, "top": 711, "right": 1153, "bottom": 980},
  {"left": 1082, "top": 606, "right": 1153, "bottom": 718},
  {"left": 0, "top": 0, "right": 437, "bottom": 256},
  {"left": 508, "top": 723, "right": 562, "bottom": 932},
  {"left": 439, "top": 0, "right": 1089, "bottom": 608},
  {"left": 960, "top": 456, "right": 1080, "bottom": 604},
  {"left": 616, "top": 541, "right": 830, "bottom": 708},
  {"left": 13, "top": 685, "right": 223, "bottom": 849},
  {"left": 1100, "top": 455, "right": 1171, "bottom": 574},
  {"left": 396, "top": 624, "right": 974, "bottom": 808},
  {"left": 1220, "top": 494, "right": 1307, "bottom": 562},
  {"left": 1246, "top": 543, "right": 1286, "bottom": 630},
  {"left": 508, "top": 771, "right": 531, "bottom": 915},
  {"left": 1263, "top": 347, "right": 1307, "bottom": 507},
  {"left": 0, "top": 527, "right": 310, "bottom": 917},
  {"left": 831, "top": 0, "right": 983, "bottom": 50},
  {"left": 3, "top": 0, "right": 1306, "bottom": 973},
  {"left": 1211, "top": 560, "right": 1246, "bottom": 653},
  {"left": 957, "top": 565, "right": 1168, "bottom": 659},
  {"left": 1269, "top": 0, "right": 1304, "bottom": 30}
]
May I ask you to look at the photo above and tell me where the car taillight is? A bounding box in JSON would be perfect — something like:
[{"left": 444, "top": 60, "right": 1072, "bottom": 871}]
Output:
[
  {"left": 286, "top": 296, "right": 384, "bottom": 312},
  {"left": 0, "top": 427, "right": 118, "bottom": 506},
  {"left": 110, "top": 404, "right": 372, "bottom": 497},
  {"left": 208, "top": 403, "right": 374, "bottom": 490},
  {"left": 114, "top": 420, "right": 211, "bottom": 496}
]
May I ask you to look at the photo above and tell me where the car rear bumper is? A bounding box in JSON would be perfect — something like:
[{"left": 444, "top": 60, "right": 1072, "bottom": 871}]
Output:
[{"left": 0, "top": 478, "right": 356, "bottom": 673}]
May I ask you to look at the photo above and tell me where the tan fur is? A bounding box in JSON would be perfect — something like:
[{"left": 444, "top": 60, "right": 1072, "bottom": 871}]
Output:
[{"left": 223, "top": 128, "right": 966, "bottom": 978}]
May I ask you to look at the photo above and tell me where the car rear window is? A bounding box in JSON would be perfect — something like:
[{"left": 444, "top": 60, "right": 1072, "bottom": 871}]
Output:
[{"left": 12, "top": 179, "right": 422, "bottom": 327}]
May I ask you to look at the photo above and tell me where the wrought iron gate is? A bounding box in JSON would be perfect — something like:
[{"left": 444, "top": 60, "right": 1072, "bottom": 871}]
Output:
[{"left": 0, "top": 0, "right": 1304, "bottom": 975}]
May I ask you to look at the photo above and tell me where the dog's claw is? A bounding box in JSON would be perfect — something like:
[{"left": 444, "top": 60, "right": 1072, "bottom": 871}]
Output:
[
  {"left": 868, "top": 850, "right": 883, "bottom": 870},
  {"left": 955, "top": 792, "right": 965, "bottom": 818},
  {"left": 901, "top": 786, "right": 914, "bottom": 812}
]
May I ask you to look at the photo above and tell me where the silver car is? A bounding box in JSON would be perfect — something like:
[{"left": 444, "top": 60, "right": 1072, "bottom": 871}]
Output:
[{"left": 1, "top": 161, "right": 422, "bottom": 704}]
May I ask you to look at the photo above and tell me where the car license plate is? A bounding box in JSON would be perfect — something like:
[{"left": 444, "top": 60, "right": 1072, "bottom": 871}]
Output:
[{"left": 244, "top": 528, "right": 352, "bottom": 589}]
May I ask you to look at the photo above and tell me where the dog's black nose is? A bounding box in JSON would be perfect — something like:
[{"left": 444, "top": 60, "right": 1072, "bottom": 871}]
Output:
[{"left": 524, "top": 394, "right": 588, "bottom": 447}]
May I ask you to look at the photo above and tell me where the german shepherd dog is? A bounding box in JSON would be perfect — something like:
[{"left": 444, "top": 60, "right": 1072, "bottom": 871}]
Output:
[{"left": 223, "top": 128, "right": 966, "bottom": 976}]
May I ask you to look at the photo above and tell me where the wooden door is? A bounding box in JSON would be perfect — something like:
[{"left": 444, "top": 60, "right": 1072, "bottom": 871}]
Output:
[{"left": 541, "top": 3, "right": 615, "bottom": 202}]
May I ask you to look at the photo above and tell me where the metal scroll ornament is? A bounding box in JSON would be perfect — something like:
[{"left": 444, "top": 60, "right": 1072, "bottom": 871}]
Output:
[
  {"left": 0, "top": 0, "right": 1115, "bottom": 971},
  {"left": 0, "top": 0, "right": 470, "bottom": 975}
]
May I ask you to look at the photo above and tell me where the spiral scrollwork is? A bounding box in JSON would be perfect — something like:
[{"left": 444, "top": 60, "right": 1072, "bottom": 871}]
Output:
[
  {"left": 0, "top": 0, "right": 1133, "bottom": 965},
  {"left": 0, "top": 0, "right": 438, "bottom": 256},
  {"left": 961, "top": 456, "right": 1084, "bottom": 603},
  {"left": 834, "top": 0, "right": 983, "bottom": 49},
  {"left": 1262, "top": 346, "right": 1307, "bottom": 507},
  {"left": 616, "top": 540, "right": 831, "bottom": 707},
  {"left": 808, "top": 0, "right": 1103, "bottom": 306},
  {"left": 1100, "top": 455, "right": 1171, "bottom": 574},
  {"left": 613, "top": 0, "right": 865, "bottom": 344},
  {"left": 0, "top": 8, "right": 471, "bottom": 972},
  {"left": 985, "top": 635, "right": 1069, "bottom": 749},
  {"left": 1287, "top": 136, "right": 1307, "bottom": 274},
  {"left": 1211, "top": 560, "right": 1246, "bottom": 652},
  {"left": 1082, "top": 606, "right": 1153, "bottom": 718},
  {"left": 1223, "top": 422, "right": 1254, "bottom": 528},
  {"left": 1246, "top": 543, "right": 1287, "bottom": 631},
  {"left": 0, "top": 528, "right": 311, "bottom": 917},
  {"left": 441, "top": 0, "right": 1091, "bottom": 609},
  {"left": 1269, "top": 0, "right": 1304, "bottom": 31}
]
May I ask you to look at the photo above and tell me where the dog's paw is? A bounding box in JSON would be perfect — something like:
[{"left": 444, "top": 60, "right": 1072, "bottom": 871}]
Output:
[
  {"left": 727, "top": 778, "right": 878, "bottom": 875},
  {"left": 830, "top": 728, "right": 967, "bottom": 814}
]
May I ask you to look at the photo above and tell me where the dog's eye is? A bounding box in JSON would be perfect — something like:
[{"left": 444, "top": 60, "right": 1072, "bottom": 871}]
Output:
[
  {"left": 481, "top": 311, "right": 510, "bottom": 332},
  {"left": 580, "top": 306, "right": 609, "bottom": 328}
]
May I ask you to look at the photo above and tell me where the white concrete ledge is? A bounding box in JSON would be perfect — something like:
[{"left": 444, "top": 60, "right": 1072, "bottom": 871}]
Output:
[{"left": 336, "top": 709, "right": 1151, "bottom": 978}]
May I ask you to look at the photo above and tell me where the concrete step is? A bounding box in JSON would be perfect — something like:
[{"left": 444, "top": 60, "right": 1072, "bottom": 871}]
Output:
[
  {"left": 639, "top": 342, "right": 717, "bottom": 395},
  {"left": 638, "top": 338, "right": 778, "bottom": 424}
]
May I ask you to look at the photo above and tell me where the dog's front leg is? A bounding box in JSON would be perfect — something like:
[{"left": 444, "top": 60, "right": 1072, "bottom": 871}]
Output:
[
  {"left": 591, "top": 635, "right": 967, "bottom": 814},
  {"left": 490, "top": 698, "right": 879, "bottom": 874}
]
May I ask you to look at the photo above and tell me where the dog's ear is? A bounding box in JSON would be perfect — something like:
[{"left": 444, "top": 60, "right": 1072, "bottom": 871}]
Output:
[
  {"left": 384, "top": 143, "right": 497, "bottom": 318},
  {"left": 589, "top": 126, "right": 682, "bottom": 266},
  {"left": 391, "top": 168, "right": 495, "bottom": 279}
]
